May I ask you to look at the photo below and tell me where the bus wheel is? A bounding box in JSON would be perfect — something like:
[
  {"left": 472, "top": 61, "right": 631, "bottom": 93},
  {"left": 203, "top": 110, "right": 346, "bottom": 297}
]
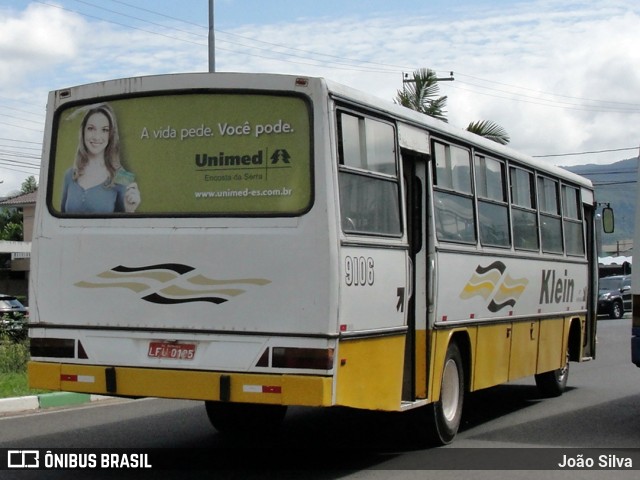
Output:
[
  {"left": 204, "top": 401, "right": 287, "bottom": 436},
  {"left": 429, "top": 342, "right": 465, "bottom": 445},
  {"left": 535, "top": 350, "right": 570, "bottom": 397}
]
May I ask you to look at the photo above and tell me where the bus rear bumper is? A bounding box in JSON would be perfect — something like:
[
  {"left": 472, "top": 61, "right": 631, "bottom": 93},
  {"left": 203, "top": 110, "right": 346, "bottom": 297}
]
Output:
[{"left": 28, "top": 361, "right": 333, "bottom": 407}]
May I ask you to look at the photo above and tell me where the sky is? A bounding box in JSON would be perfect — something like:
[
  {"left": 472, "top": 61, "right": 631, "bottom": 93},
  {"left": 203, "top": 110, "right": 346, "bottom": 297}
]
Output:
[{"left": 0, "top": 0, "right": 639, "bottom": 196}]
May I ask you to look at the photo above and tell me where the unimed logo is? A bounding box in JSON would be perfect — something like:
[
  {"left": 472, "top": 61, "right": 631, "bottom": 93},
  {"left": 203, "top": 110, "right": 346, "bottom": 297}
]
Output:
[{"left": 8, "top": 450, "right": 39, "bottom": 468}]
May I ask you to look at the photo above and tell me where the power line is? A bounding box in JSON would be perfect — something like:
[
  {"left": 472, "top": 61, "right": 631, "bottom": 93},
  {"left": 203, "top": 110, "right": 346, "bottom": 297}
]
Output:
[
  {"left": 11, "top": 0, "right": 640, "bottom": 172},
  {"left": 35, "top": 1, "right": 207, "bottom": 47},
  {"left": 533, "top": 147, "right": 639, "bottom": 158},
  {"left": 39, "top": 1, "right": 396, "bottom": 74},
  {"left": 449, "top": 82, "right": 640, "bottom": 114},
  {"left": 73, "top": 0, "right": 204, "bottom": 41},
  {"left": 37, "top": 0, "right": 640, "bottom": 114},
  {"left": 0, "top": 121, "right": 43, "bottom": 134},
  {"left": 575, "top": 169, "right": 638, "bottom": 176},
  {"left": 0, "top": 104, "right": 45, "bottom": 120},
  {"left": 105, "top": 0, "right": 410, "bottom": 73},
  {"left": 454, "top": 72, "right": 640, "bottom": 110},
  {"left": 593, "top": 180, "right": 637, "bottom": 186},
  {"left": 0, "top": 138, "right": 42, "bottom": 147},
  {"left": 0, "top": 113, "right": 44, "bottom": 127},
  {"left": 0, "top": 151, "right": 40, "bottom": 162}
]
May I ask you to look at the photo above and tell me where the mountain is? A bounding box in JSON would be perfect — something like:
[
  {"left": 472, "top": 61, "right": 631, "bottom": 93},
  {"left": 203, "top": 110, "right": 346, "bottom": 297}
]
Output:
[{"left": 563, "top": 157, "right": 637, "bottom": 249}]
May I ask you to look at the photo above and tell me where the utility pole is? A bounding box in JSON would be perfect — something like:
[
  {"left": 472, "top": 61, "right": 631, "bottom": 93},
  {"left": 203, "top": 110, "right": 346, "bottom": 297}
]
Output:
[
  {"left": 208, "top": 0, "right": 215, "bottom": 72},
  {"left": 402, "top": 71, "right": 455, "bottom": 84}
]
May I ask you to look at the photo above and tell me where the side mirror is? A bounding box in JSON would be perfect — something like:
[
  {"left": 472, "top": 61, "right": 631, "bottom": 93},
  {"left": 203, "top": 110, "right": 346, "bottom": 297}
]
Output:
[{"left": 602, "top": 207, "right": 614, "bottom": 234}]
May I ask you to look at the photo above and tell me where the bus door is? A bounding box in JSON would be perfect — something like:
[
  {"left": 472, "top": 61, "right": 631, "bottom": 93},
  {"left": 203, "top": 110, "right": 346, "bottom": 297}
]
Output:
[{"left": 401, "top": 149, "right": 429, "bottom": 402}]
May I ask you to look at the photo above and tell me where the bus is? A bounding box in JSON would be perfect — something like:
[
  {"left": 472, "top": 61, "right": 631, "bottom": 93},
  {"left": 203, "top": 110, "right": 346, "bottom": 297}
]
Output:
[{"left": 29, "top": 73, "right": 604, "bottom": 444}]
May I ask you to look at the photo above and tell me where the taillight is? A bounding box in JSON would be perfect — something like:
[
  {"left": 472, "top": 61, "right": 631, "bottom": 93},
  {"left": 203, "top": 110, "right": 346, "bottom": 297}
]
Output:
[
  {"left": 30, "top": 338, "right": 88, "bottom": 359},
  {"left": 257, "top": 347, "right": 334, "bottom": 370}
]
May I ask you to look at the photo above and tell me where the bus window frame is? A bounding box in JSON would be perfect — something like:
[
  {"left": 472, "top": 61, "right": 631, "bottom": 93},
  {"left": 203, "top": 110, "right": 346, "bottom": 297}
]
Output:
[
  {"left": 509, "top": 165, "right": 540, "bottom": 252},
  {"left": 562, "top": 184, "right": 586, "bottom": 257},
  {"left": 475, "top": 154, "right": 511, "bottom": 249},
  {"left": 336, "top": 109, "right": 404, "bottom": 238},
  {"left": 431, "top": 139, "right": 477, "bottom": 245},
  {"left": 46, "top": 89, "right": 316, "bottom": 219},
  {"left": 537, "top": 174, "right": 563, "bottom": 255}
]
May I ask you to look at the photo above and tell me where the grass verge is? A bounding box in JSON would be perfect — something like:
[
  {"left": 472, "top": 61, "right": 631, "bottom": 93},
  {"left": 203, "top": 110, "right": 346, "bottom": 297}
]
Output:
[
  {"left": 0, "top": 339, "right": 50, "bottom": 398},
  {"left": 0, "top": 371, "right": 49, "bottom": 398}
]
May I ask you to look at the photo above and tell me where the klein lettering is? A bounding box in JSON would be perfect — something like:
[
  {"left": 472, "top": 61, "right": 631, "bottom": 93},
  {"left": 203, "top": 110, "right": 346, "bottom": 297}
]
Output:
[{"left": 539, "top": 269, "right": 575, "bottom": 304}]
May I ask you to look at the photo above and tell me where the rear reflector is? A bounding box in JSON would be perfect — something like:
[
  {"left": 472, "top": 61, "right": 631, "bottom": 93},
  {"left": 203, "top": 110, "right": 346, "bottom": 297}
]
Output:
[
  {"left": 61, "top": 374, "right": 95, "bottom": 383},
  {"left": 243, "top": 384, "right": 282, "bottom": 394}
]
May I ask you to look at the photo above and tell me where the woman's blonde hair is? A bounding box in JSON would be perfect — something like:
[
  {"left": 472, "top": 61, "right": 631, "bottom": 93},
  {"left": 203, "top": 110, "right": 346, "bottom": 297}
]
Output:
[{"left": 72, "top": 103, "right": 121, "bottom": 184}]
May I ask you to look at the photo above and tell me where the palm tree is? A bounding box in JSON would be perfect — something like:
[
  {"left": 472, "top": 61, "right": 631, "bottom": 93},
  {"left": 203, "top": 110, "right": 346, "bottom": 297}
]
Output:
[
  {"left": 396, "top": 68, "right": 510, "bottom": 145},
  {"left": 466, "top": 120, "right": 510, "bottom": 145},
  {"left": 395, "top": 68, "right": 448, "bottom": 122}
]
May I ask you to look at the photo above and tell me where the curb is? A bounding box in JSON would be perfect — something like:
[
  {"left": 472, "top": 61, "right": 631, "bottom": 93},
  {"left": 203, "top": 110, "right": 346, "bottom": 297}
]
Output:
[{"left": 0, "top": 392, "right": 112, "bottom": 414}]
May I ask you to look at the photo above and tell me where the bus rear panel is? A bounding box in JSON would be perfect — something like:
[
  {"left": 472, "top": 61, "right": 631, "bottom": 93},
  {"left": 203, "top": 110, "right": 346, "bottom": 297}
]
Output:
[{"left": 29, "top": 74, "right": 412, "bottom": 415}]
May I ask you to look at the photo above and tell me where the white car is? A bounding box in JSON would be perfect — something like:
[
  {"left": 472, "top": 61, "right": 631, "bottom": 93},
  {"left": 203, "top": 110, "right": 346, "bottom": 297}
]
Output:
[{"left": 0, "top": 294, "right": 28, "bottom": 341}]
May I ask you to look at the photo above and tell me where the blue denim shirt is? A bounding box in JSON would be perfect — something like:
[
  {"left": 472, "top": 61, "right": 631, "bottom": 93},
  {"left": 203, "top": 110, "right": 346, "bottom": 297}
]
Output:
[{"left": 61, "top": 168, "right": 127, "bottom": 213}]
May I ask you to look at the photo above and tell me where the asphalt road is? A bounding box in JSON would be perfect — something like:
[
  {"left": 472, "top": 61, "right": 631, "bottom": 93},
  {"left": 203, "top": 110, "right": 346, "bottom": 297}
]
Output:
[{"left": 1, "top": 317, "right": 639, "bottom": 479}]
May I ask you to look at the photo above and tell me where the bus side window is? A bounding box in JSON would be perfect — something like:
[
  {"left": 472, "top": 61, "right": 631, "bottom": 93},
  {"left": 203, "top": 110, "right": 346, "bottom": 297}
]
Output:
[
  {"left": 562, "top": 185, "right": 585, "bottom": 256},
  {"left": 510, "top": 166, "right": 539, "bottom": 251},
  {"left": 475, "top": 155, "right": 510, "bottom": 248},
  {"left": 538, "top": 176, "right": 563, "bottom": 254},
  {"left": 432, "top": 141, "right": 476, "bottom": 244},
  {"left": 337, "top": 112, "right": 402, "bottom": 236}
]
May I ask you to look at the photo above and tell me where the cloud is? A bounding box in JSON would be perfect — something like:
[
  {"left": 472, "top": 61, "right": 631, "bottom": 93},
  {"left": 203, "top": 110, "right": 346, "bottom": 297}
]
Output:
[
  {"left": 244, "top": 3, "right": 639, "bottom": 164},
  {"left": 1, "top": 0, "right": 639, "bottom": 194},
  {"left": 0, "top": 3, "right": 86, "bottom": 88}
]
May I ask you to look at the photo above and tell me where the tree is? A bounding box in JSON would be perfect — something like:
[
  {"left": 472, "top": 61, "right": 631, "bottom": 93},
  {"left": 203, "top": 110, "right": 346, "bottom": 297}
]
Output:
[
  {"left": 395, "top": 68, "right": 448, "bottom": 121},
  {"left": 21, "top": 176, "right": 37, "bottom": 194},
  {"left": 0, "top": 176, "right": 35, "bottom": 242},
  {"left": 466, "top": 120, "right": 510, "bottom": 145},
  {"left": 0, "top": 208, "right": 22, "bottom": 241},
  {"left": 395, "top": 68, "right": 510, "bottom": 144}
]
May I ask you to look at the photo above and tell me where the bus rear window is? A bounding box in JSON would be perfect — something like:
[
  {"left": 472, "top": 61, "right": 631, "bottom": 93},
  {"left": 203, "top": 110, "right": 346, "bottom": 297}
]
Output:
[{"left": 48, "top": 93, "right": 312, "bottom": 217}]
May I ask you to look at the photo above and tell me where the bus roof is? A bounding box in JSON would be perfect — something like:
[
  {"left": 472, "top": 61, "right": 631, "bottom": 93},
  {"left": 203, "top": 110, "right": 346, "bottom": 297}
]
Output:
[
  {"left": 51, "top": 71, "right": 592, "bottom": 190},
  {"left": 323, "top": 77, "right": 592, "bottom": 190}
]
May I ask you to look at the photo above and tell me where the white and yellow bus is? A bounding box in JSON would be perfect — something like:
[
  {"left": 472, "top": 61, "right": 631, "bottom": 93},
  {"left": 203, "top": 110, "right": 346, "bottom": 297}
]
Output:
[{"left": 29, "top": 73, "right": 603, "bottom": 444}]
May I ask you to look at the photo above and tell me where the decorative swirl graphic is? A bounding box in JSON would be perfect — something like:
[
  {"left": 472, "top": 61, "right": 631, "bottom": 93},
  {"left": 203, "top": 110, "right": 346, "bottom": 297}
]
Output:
[
  {"left": 475, "top": 261, "right": 507, "bottom": 276},
  {"left": 75, "top": 263, "right": 270, "bottom": 305},
  {"left": 113, "top": 264, "right": 195, "bottom": 275},
  {"left": 460, "top": 262, "right": 529, "bottom": 312},
  {"left": 460, "top": 269, "right": 504, "bottom": 300}
]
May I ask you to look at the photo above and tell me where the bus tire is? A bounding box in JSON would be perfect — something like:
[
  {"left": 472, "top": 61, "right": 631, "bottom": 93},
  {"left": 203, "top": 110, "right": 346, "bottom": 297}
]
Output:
[
  {"left": 204, "top": 401, "right": 287, "bottom": 436},
  {"left": 429, "top": 342, "right": 465, "bottom": 445},
  {"left": 535, "top": 350, "right": 570, "bottom": 397}
]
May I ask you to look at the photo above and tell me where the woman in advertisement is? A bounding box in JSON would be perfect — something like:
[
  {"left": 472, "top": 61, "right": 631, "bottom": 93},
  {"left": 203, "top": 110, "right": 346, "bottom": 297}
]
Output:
[{"left": 61, "top": 103, "right": 141, "bottom": 214}]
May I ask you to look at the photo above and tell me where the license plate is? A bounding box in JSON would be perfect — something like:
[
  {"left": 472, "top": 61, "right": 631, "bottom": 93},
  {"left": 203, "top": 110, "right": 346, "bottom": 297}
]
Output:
[{"left": 148, "top": 342, "right": 196, "bottom": 360}]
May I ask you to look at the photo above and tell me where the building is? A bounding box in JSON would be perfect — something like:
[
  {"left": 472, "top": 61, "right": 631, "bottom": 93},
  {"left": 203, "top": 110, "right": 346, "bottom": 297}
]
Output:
[{"left": 0, "top": 190, "right": 36, "bottom": 300}]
